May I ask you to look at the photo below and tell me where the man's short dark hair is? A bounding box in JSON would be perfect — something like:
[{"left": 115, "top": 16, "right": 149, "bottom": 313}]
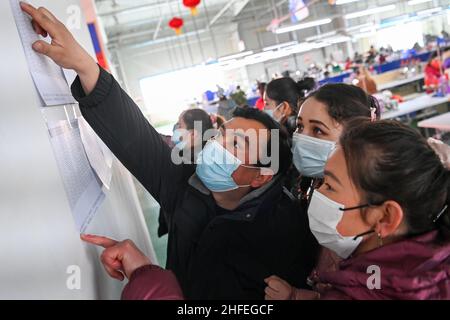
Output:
[{"left": 232, "top": 107, "right": 292, "bottom": 176}]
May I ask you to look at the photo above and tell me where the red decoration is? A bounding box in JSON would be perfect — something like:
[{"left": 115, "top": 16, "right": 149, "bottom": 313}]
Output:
[
  {"left": 169, "top": 17, "right": 184, "bottom": 35},
  {"left": 183, "top": 0, "right": 201, "bottom": 16}
]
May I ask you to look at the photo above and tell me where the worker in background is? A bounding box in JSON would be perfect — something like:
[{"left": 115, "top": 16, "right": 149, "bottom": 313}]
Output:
[
  {"left": 354, "top": 65, "right": 378, "bottom": 95},
  {"left": 217, "top": 92, "right": 237, "bottom": 121},
  {"left": 366, "top": 45, "right": 377, "bottom": 65},
  {"left": 230, "top": 85, "right": 248, "bottom": 107},
  {"left": 255, "top": 82, "right": 267, "bottom": 111},
  {"left": 158, "top": 109, "right": 214, "bottom": 238},
  {"left": 344, "top": 57, "right": 353, "bottom": 71},
  {"left": 378, "top": 50, "right": 387, "bottom": 65},
  {"left": 264, "top": 77, "right": 307, "bottom": 136},
  {"left": 442, "top": 47, "right": 450, "bottom": 70},
  {"left": 425, "top": 52, "right": 443, "bottom": 93}
]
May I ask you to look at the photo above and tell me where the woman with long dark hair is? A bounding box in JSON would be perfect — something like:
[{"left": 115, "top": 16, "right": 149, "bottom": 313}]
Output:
[{"left": 264, "top": 77, "right": 316, "bottom": 136}]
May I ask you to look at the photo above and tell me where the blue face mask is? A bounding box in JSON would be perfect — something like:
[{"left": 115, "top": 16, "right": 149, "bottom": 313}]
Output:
[
  {"left": 264, "top": 103, "right": 284, "bottom": 122},
  {"left": 292, "top": 133, "right": 336, "bottom": 178},
  {"left": 264, "top": 109, "right": 274, "bottom": 118},
  {"left": 171, "top": 129, "right": 188, "bottom": 149},
  {"left": 196, "top": 140, "right": 251, "bottom": 192}
]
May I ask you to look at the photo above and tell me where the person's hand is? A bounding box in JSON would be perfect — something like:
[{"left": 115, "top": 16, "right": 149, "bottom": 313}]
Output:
[
  {"left": 264, "top": 275, "right": 294, "bottom": 300},
  {"left": 19, "top": 2, "right": 99, "bottom": 94},
  {"left": 81, "top": 234, "right": 152, "bottom": 281},
  {"left": 428, "top": 138, "right": 450, "bottom": 170},
  {"left": 292, "top": 289, "right": 321, "bottom": 300}
]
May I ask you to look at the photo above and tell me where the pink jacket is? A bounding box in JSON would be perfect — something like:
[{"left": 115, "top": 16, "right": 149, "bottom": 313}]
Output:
[
  {"left": 318, "top": 231, "right": 450, "bottom": 300},
  {"left": 121, "top": 265, "right": 184, "bottom": 300},
  {"left": 122, "top": 231, "right": 450, "bottom": 300}
]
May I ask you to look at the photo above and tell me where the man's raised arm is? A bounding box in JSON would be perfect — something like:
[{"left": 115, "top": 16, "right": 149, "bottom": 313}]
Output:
[{"left": 20, "top": 2, "right": 185, "bottom": 213}]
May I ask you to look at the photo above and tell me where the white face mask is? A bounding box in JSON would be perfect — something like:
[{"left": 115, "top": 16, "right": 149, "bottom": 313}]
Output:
[{"left": 308, "top": 191, "right": 366, "bottom": 259}]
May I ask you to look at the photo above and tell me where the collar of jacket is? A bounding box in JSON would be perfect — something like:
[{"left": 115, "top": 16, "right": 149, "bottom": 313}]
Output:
[{"left": 188, "top": 174, "right": 285, "bottom": 222}]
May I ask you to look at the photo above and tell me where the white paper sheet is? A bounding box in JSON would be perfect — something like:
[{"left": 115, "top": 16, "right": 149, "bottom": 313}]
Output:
[
  {"left": 78, "top": 117, "right": 114, "bottom": 189},
  {"left": 10, "top": 0, "right": 75, "bottom": 106},
  {"left": 48, "top": 119, "right": 105, "bottom": 233}
]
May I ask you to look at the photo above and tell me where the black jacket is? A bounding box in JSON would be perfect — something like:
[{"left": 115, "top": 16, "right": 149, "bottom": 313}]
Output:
[{"left": 71, "top": 67, "right": 318, "bottom": 300}]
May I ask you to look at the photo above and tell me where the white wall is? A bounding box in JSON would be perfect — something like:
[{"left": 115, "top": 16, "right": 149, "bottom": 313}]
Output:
[{"left": 0, "top": 0, "right": 154, "bottom": 299}]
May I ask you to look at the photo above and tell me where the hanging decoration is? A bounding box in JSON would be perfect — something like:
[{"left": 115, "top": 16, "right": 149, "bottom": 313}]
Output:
[
  {"left": 169, "top": 17, "right": 184, "bottom": 35},
  {"left": 183, "top": 0, "right": 201, "bottom": 16},
  {"left": 289, "top": 0, "right": 310, "bottom": 23}
]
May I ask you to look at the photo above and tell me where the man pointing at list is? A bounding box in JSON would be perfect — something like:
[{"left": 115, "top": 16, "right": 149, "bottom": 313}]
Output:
[{"left": 19, "top": 2, "right": 317, "bottom": 300}]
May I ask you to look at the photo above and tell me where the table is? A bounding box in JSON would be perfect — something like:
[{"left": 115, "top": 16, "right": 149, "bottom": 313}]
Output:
[
  {"left": 378, "top": 74, "right": 424, "bottom": 92},
  {"left": 418, "top": 112, "right": 450, "bottom": 131},
  {"left": 382, "top": 94, "right": 450, "bottom": 120}
]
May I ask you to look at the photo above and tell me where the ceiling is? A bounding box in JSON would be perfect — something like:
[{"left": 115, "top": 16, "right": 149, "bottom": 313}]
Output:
[
  {"left": 94, "top": 0, "right": 264, "bottom": 48},
  {"left": 94, "top": 0, "right": 448, "bottom": 52},
  {"left": 93, "top": 0, "right": 344, "bottom": 48}
]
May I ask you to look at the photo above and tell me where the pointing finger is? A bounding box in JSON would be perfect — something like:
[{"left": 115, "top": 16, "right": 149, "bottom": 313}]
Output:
[{"left": 80, "top": 234, "right": 118, "bottom": 248}]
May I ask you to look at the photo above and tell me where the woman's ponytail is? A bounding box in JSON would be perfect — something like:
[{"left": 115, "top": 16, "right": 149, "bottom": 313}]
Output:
[
  {"left": 368, "top": 95, "right": 381, "bottom": 121},
  {"left": 296, "top": 77, "right": 317, "bottom": 99}
]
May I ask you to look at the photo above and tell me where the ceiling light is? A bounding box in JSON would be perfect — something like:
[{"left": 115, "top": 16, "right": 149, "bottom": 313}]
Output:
[
  {"left": 407, "top": 0, "right": 432, "bottom": 5},
  {"left": 345, "top": 22, "right": 375, "bottom": 32},
  {"left": 263, "top": 41, "right": 298, "bottom": 51},
  {"left": 336, "top": 0, "right": 360, "bottom": 5},
  {"left": 325, "top": 36, "right": 352, "bottom": 45},
  {"left": 417, "top": 7, "right": 442, "bottom": 16},
  {"left": 305, "top": 31, "right": 337, "bottom": 42},
  {"left": 275, "top": 18, "right": 333, "bottom": 34},
  {"left": 218, "top": 51, "right": 254, "bottom": 62},
  {"left": 344, "top": 5, "right": 396, "bottom": 20}
]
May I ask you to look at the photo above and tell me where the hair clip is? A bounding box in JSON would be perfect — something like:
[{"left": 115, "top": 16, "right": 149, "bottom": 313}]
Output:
[{"left": 433, "top": 205, "right": 448, "bottom": 223}]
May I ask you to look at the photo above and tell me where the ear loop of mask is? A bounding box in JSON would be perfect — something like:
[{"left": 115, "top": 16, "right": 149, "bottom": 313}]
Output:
[
  {"left": 348, "top": 202, "right": 450, "bottom": 240},
  {"left": 212, "top": 131, "right": 273, "bottom": 176},
  {"left": 272, "top": 103, "right": 285, "bottom": 121},
  {"left": 338, "top": 203, "right": 383, "bottom": 241},
  {"left": 239, "top": 165, "right": 273, "bottom": 184},
  {"left": 275, "top": 103, "right": 284, "bottom": 111},
  {"left": 208, "top": 136, "right": 268, "bottom": 188}
]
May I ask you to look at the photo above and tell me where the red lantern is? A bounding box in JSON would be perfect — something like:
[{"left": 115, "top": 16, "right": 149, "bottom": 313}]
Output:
[
  {"left": 169, "top": 17, "right": 184, "bottom": 35},
  {"left": 183, "top": 0, "right": 201, "bottom": 16}
]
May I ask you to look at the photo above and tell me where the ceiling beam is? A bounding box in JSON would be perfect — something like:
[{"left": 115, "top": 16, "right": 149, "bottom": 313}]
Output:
[{"left": 97, "top": 0, "right": 180, "bottom": 17}]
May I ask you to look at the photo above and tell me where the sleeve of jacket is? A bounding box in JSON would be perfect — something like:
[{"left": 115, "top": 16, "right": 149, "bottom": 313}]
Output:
[
  {"left": 320, "top": 289, "right": 352, "bottom": 300},
  {"left": 71, "top": 67, "right": 185, "bottom": 214},
  {"left": 121, "top": 265, "right": 184, "bottom": 300},
  {"left": 187, "top": 250, "right": 269, "bottom": 300}
]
